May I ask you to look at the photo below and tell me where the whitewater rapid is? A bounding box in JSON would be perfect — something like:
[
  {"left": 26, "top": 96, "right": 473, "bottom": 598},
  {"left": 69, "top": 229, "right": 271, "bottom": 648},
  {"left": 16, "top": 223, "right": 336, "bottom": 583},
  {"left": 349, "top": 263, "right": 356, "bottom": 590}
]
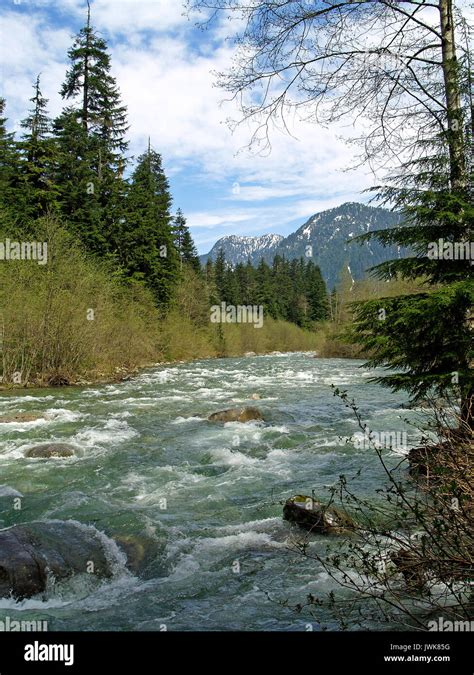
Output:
[{"left": 0, "top": 353, "right": 421, "bottom": 630}]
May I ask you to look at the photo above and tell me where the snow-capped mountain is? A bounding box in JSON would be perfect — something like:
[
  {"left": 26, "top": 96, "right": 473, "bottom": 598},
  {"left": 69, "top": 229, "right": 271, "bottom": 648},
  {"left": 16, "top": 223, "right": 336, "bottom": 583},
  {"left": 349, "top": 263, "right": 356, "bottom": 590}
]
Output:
[
  {"left": 200, "top": 233, "right": 284, "bottom": 266},
  {"left": 200, "top": 202, "right": 404, "bottom": 289}
]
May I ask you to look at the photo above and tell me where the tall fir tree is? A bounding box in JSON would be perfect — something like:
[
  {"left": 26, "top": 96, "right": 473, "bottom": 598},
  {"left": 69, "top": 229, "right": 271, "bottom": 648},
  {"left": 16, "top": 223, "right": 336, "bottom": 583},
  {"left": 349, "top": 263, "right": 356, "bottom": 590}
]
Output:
[
  {"left": 214, "top": 249, "right": 227, "bottom": 301},
  {"left": 173, "top": 208, "right": 201, "bottom": 273},
  {"left": 119, "top": 144, "right": 179, "bottom": 307},
  {"left": 19, "top": 75, "right": 59, "bottom": 220},
  {"left": 0, "top": 98, "right": 24, "bottom": 229},
  {"left": 306, "top": 260, "right": 330, "bottom": 323},
  {"left": 53, "top": 108, "right": 103, "bottom": 252},
  {"left": 57, "top": 2, "right": 129, "bottom": 254},
  {"left": 352, "top": 137, "right": 473, "bottom": 431}
]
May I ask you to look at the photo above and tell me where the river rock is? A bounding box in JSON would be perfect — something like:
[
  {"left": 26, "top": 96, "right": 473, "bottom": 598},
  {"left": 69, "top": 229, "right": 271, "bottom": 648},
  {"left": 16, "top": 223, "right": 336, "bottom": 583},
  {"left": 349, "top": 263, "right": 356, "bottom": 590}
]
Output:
[
  {"left": 0, "top": 413, "right": 47, "bottom": 424},
  {"left": 25, "top": 443, "right": 77, "bottom": 459},
  {"left": 208, "top": 407, "right": 264, "bottom": 423},
  {"left": 283, "top": 495, "right": 355, "bottom": 534},
  {"left": 47, "top": 374, "right": 70, "bottom": 387},
  {"left": 0, "top": 521, "right": 114, "bottom": 599},
  {"left": 114, "top": 534, "right": 161, "bottom": 576}
]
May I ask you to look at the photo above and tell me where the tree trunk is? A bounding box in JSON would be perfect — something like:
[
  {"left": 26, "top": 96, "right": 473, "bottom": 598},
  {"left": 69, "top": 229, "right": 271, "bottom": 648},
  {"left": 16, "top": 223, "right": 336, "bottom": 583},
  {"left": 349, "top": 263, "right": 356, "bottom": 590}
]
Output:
[{"left": 439, "top": 0, "right": 468, "bottom": 191}]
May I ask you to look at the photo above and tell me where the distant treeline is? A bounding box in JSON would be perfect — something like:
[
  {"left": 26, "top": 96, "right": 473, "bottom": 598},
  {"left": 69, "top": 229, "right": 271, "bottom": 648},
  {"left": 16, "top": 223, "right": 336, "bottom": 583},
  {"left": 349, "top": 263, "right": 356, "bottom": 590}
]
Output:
[{"left": 205, "top": 252, "right": 329, "bottom": 328}]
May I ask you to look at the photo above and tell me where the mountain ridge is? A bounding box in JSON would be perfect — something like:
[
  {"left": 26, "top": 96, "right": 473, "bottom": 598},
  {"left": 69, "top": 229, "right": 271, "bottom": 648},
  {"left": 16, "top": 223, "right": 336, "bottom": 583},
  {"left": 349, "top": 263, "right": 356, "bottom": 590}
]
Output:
[{"left": 200, "top": 202, "right": 404, "bottom": 289}]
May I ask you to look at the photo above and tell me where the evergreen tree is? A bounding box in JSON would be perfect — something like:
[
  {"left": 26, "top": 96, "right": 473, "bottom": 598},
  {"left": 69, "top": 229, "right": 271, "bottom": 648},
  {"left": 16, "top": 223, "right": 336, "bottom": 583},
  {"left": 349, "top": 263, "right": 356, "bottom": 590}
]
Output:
[
  {"left": 306, "top": 261, "right": 330, "bottom": 323},
  {"left": 57, "top": 2, "right": 129, "bottom": 253},
  {"left": 255, "top": 258, "right": 277, "bottom": 317},
  {"left": 0, "top": 98, "right": 23, "bottom": 228},
  {"left": 173, "top": 208, "right": 201, "bottom": 273},
  {"left": 223, "top": 264, "right": 240, "bottom": 305},
  {"left": 352, "top": 137, "right": 473, "bottom": 431},
  {"left": 19, "top": 75, "right": 59, "bottom": 220},
  {"left": 53, "top": 109, "right": 103, "bottom": 252},
  {"left": 214, "top": 249, "right": 227, "bottom": 301},
  {"left": 119, "top": 144, "right": 179, "bottom": 307},
  {"left": 272, "top": 255, "right": 292, "bottom": 319}
]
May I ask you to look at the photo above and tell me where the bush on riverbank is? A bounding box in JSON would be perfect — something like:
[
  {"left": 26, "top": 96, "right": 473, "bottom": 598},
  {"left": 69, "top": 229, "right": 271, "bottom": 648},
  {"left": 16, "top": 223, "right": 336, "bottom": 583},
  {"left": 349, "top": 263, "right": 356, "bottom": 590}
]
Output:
[
  {"left": 0, "top": 219, "right": 324, "bottom": 386},
  {"left": 0, "top": 219, "right": 162, "bottom": 386}
]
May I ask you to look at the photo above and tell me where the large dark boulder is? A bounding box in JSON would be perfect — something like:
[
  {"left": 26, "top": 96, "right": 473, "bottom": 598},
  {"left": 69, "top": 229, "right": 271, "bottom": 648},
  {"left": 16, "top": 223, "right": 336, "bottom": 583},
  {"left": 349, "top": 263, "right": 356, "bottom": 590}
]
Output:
[
  {"left": 283, "top": 495, "right": 355, "bottom": 534},
  {"left": 0, "top": 521, "right": 114, "bottom": 600},
  {"left": 24, "top": 443, "right": 77, "bottom": 459},
  {"left": 208, "top": 407, "right": 264, "bottom": 423}
]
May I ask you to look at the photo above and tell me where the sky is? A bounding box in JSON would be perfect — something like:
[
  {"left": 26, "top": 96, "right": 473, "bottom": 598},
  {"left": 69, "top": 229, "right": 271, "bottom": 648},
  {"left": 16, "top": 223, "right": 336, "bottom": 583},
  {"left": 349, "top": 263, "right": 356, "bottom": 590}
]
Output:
[{"left": 0, "top": 0, "right": 416, "bottom": 253}]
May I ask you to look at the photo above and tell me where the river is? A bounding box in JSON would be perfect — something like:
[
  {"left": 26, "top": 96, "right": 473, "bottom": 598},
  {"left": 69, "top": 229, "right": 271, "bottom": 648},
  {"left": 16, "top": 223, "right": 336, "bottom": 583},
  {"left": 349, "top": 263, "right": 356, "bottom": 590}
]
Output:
[{"left": 0, "top": 353, "right": 419, "bottom": 631}]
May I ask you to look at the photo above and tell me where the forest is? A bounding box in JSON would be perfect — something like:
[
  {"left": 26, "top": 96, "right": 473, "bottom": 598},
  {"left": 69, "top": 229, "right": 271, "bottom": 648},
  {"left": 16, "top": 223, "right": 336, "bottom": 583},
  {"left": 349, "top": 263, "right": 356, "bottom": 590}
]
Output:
[{"left": 0, "top": 8, "right": 330, "bottom": 387}]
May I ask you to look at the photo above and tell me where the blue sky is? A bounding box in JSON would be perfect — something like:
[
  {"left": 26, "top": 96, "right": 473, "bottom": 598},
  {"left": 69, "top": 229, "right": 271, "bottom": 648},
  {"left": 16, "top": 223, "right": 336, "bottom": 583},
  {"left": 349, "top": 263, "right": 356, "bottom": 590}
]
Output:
[{"left": 0, "top": 0, "right": 375, "bottom": 253}]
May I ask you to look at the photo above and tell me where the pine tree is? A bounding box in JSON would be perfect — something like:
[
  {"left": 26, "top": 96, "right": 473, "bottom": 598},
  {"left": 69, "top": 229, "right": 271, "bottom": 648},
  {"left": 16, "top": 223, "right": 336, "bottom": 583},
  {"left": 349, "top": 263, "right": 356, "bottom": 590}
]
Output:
[
  {"left": 19, "top": 75, "right": 59, "bottom": 220},
  {"left": 255, "top": 258, "right": 277, "bottom": 317},
  {"left": 173, "top": 208, "right": 201, "bottom": 272},
  {"left": 214, "top": 249, "right": 227, "bottom": 301},
  {"left": 0, "top": 98, "right": 23, "bottom": 229},
  {"left": 352, "top": 138, "right": 473, "bottom": 431},
  {"left": 53, "top": 108, "right": 103, "bottom": 252},
  {"left": 119, "top": 144, "right": 179, "bottom": 307},
  {"left": 57, "top": 2, "right": 129, "bottom": 253},
  {"left": 305, "top": 261, "right": 329, "bottom": 323},
  {"left": 272, "top": 255, "right": 293, "bottom": 320}
]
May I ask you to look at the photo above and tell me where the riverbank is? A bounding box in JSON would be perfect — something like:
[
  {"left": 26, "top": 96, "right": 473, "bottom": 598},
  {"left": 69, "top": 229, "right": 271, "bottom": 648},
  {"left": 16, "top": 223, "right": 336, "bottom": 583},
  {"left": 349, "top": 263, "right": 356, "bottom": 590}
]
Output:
[
  {"left": 0, "top": 341, "right": 320, "bottom": 391},
  {"left": 0, "top": 222, "right": 331, "bottom": 389},
  {"left": 0, "top": 321, "right": 363, "bottom": 392}
]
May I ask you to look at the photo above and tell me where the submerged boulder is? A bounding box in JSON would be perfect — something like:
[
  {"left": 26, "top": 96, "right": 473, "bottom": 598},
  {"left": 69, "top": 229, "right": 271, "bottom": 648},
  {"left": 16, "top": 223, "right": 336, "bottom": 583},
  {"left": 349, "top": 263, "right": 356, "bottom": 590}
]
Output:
[
  {"left": 25, "top": 443, "right": 77, "bottom": 459},
  {"left": 114, "top": 534, "right": 161, "bottom": 577},
  {"left": 283, "top": 495, "right": 355, "bottom": 534},
  {"left": 208, "top": 407, "right": 264, "bottom": 423},
  {"left": 0, "top": 521, "right": 114, "bottom": 600}
]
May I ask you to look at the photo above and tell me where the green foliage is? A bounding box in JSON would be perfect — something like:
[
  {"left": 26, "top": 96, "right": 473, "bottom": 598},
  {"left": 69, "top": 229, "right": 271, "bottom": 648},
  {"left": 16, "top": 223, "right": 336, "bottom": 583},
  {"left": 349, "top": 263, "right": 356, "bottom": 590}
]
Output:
[
  {"left": 351, "top": 133, "right": 473, "bottom": 428},
  {"left": 350, "top": 282, "right": 473, "bottom": 402},
  {"left": 57, "top": 8, "right": 129, "bottom": 255},
  {"left": 18, "top": 76, "right": 60, "bottom": 222},
  {"left": 0, "top": 218, "right": 161, "bottom": 385},
  {"left": 118, "top": 146, "right": 179, "bottom": 307},
  {"left": 211, "top": 251, "right": 329, "bottom": 328},
  {"left": 173, "top": 208, "right": 201, "bottom": 273},
  {"left": 0, "top": 98, "right": 24, "bottom": 229},
  {"left": 53, "top": 109, "right": 105, "bottom": 252}
]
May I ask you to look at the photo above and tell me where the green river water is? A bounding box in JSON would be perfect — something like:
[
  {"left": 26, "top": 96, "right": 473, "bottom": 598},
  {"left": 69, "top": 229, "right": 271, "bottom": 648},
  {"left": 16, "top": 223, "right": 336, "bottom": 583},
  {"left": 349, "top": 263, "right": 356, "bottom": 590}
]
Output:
[{"left": 0, "top": 353, "right": 421, "bottom": 631}]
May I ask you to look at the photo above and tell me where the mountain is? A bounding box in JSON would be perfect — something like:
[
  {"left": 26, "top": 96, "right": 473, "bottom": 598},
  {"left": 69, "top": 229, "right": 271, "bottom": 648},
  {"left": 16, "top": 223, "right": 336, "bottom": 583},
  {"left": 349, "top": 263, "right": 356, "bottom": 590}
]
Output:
[
  {"left": 200, "top": 202, "right": 404, "bottom": 289},
  {"left": 201, "top": 233, "right": 284, "bottom": 266}
]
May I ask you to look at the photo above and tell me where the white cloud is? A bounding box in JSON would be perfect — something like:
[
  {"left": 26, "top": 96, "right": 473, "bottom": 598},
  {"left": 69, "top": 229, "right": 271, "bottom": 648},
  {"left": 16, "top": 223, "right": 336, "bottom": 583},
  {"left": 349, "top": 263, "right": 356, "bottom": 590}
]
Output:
[
  {"left": 1, "top": 0, "right": 374, "bottom": 253},
  {"left": 92, "top": 0, "right": 192, "bottom": 33}
]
